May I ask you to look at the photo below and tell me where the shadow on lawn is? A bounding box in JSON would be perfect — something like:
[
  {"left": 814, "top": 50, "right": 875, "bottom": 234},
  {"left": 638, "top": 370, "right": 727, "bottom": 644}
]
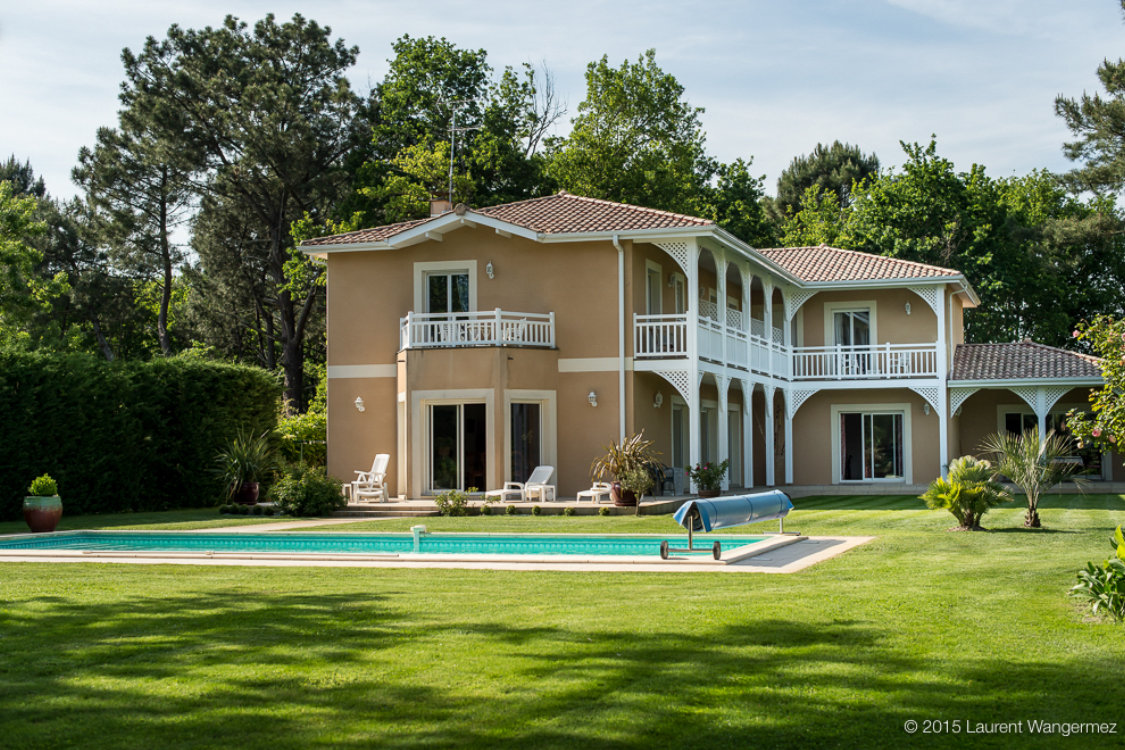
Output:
[{"left": 0, "top": 587, "right": 1121, "bottom": 749}]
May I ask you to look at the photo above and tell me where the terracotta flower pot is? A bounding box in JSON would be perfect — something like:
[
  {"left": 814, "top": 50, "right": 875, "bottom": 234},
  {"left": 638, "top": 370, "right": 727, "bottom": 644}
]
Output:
[
  {"left": 697, "top": 488, "right": 721, "bottom": 499},
  {"left": 24, "top": 495, "right": 63, "bottom": 533},
  {"left": 235, "top": 481, "right": 260, "bottom": 505},
  {"left": 610, "top": 482, "right": 637, "bottom": 506}
]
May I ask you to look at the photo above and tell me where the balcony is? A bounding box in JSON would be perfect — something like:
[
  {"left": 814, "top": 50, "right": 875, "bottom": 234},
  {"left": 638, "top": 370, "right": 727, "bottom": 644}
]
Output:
[
  {"left": 633, "top": 312, "right": 939, "bottom": 381},
  {"left": 400, "top": 309, "right": 555, "bottom": 350}
]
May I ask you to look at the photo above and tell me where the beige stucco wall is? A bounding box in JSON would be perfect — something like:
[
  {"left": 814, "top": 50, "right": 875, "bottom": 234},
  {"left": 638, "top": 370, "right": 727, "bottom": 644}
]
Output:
[
  {"left": 798, "top": 288, "right": 939, "bottom": 348},
  {"left": 791, "top": 387, "right": 939, "bottom": 485}
]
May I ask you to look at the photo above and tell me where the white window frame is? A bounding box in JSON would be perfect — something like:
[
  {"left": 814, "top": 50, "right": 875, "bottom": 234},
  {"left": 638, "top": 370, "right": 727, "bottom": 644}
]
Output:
[
  {"left": 671, "top": 273, "right": 686, "bottom": 314},
  {"left": 830, "top": 402, "right": 912, "bottom": 484},
  {"left": 414, "top": 260, "right": 478, "bottom": 314},
  {"left": 503, "top": 389, "right": 558, "bottom": 484},
  {"left": 411, "top": 388, "right": 494, "bottom": 497},
  {"left": 824, "top": 300, "right": 878, "bottom": 347}
]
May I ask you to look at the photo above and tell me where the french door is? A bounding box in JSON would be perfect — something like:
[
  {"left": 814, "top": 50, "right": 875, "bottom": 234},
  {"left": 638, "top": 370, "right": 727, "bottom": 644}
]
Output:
[
  {"left": 509, "top": 402, "right": 542, "bottom": 484},
  {"left": 428, "top": 403, "right": 487, "bottom": 492},
  {"left": 840, "top": 411, "right": 903, "bottom": 481}
]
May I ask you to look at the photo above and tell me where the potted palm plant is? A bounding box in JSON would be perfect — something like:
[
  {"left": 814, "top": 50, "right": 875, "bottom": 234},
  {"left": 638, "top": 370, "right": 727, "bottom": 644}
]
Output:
[
  {"left": 590, "top": 431, "right": 660, "bottom": 507},
  {"left": 215, "top": 430, "right": 275, "bottom": 504},
  {"left": 24, "top": 474, "right": 63, "bottom": 533}
]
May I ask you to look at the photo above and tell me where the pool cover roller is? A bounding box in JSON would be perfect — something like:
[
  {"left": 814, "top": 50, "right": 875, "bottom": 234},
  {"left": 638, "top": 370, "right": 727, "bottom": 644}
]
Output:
[{"left": 663, "top": 490, "right": 794, "bottom": 559}]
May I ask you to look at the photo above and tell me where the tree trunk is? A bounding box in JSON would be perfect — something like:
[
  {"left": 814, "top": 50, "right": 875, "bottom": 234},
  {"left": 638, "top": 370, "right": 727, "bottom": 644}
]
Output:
[{"left": 157, "top": 182, "right": 173, "bottom": 356}]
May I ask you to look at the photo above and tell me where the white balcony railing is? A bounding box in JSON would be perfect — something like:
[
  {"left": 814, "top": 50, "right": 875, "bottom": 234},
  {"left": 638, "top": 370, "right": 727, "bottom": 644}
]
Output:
[
  {"left": 400, "top": 309, "right": 555, "bottom": 350},
  {"left": 634, "top": 312, "right": 939, "bottom": 381},
  {"left": 790, "top": 343, "right": 938, "bottom": 380}
]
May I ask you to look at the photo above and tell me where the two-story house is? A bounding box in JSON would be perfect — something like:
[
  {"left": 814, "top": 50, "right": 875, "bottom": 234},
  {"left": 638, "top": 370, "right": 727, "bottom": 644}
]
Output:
[{"left": 302, "top": 192, "right": 1117, "bottom": 498}]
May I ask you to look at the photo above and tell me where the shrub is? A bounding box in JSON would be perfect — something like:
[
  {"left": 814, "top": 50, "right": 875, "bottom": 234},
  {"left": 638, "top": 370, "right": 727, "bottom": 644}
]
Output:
[
  {"left": 434, "top": 488, "right": 475, "bottom": 516},
  {"left": 27, "top": 474, "right": 58, "bottom": 497},
  {"left": 1070, "top": 525, "right": 1125, "bottom": 622},
  {"left": 920, "top": 456, "right": 1012, "bottom": 530},
  {"left": 505, "top": 504, "right": 517, "bottom": 516},
  {"left": 598, "top": 507, "right": 611, "bottom": 517},
  {"left": 214, "top": 430, "right": 276, "bottom": 500},
  {"left": 687, "top": 460, "right": 729, "bottom": 492},
  {"left": 531, "top": 504, "right": 542, "bottom": 516},
  {"left": 980, "top": 427, "right": 1083, "bottom": 528},
  {"left": 0, "top": 352, "right": 279, "bottom": 520},
  {"left": 563, "top": 507, "right": 574, "bottom": 517},
  {"left": 270, "top": 467, "right": 345, "bottom": 517}
]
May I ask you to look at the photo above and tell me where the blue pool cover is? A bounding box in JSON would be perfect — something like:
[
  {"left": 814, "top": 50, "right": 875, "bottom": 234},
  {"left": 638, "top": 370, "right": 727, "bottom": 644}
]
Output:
[{"left": 672, "top": 491, "right": 793, "bottom": 533}]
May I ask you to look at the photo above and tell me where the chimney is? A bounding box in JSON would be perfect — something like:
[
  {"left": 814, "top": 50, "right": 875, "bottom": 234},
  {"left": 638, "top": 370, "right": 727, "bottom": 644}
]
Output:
[{"left": 429, "top": 198, "right": 453, "bottom": 217}]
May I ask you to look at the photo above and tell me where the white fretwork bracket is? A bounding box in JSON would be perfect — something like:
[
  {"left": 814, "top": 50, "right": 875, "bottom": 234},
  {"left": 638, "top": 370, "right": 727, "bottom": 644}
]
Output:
[
  {"left": 654, "top": 241, "right": 691, "bottom": 277},
  {"left": 909, "top": 385, "right": 942, "bottom": 414},
  {"left": 787, "top": 388, "right": 818, "bottom": 419},
  {"left": 907, "top": 286, "right": 941, "bottom": 316},
  {"left": 784, "top": 287, "right": 818, "bottom": 321},
  {"left": 1010, "top": 385, "right": 1079, "bottom": 418},
  {"left": 651, "top": 369, "right": 693, "bottom": 404},
  {"left": 949, "top": 387, "right": 979, "bottom": 416}
]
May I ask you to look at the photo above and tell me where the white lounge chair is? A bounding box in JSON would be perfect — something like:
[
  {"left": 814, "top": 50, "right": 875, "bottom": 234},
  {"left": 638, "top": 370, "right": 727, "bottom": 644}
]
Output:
[
  {"left": 485, "top": 465, "right": 555, "bottom": 503},
  {"left": 353, "top": 453, "right": 390, "bottom": 503},
  {"left": 576, "top": 481, "right": 613, "bottom": 503}
]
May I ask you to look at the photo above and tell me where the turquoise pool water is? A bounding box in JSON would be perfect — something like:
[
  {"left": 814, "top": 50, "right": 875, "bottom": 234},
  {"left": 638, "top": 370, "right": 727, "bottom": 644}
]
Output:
[{"left": 0, "top": 531, "right": 768, "bottom": 557}]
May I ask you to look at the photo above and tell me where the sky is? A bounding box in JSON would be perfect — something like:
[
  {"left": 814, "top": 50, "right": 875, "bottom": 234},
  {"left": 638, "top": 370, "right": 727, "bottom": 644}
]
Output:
[{"left": 2, "top": 0, "right": 1124, "bottom": 203}]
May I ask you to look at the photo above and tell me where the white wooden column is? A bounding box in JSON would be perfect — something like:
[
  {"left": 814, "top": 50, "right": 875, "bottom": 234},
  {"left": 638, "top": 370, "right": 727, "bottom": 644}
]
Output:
[
  {"left": 716, "top": 375, "right": 730, "bottom": 491},
  {"left": 936, "top": 287, "right": 949, "bottom": 476},
  {"left": 764, "top": 387, "right": 776, "bottom": 487},
  {"left": 715, "top": 250, "right": 728, "bottom": 366},
  {"left": 783, "top": 390, "right": 794, "bottom": 485},
  {"left": 686, "top": 241, "right": 702, "bottom": 490},
  {"left": 743, "top": 383, "right": 755, "bottom": 489}
]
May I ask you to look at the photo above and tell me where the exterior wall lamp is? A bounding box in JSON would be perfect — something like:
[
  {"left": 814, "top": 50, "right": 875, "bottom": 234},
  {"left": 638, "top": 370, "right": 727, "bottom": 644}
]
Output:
[
  {"left": 905, "top": 302, "right": 912, "bottom": 315},
  {"left": 354, "top": 396, "right": 366, "bottom": 413},
  {"left": 653, "top": 392, "right": 664, "bottom": 409},
  {"left": 587, "top": 391, "right": 598, "bottom": 407},
  {"left": 486, "top": 260, "right": 495, "bottom": 279}
]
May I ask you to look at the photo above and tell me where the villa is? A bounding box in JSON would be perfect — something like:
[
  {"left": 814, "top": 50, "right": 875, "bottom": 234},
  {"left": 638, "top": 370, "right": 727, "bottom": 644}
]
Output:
[{"left": 301, "top": 192, "right": 1117, "bottom": 498}]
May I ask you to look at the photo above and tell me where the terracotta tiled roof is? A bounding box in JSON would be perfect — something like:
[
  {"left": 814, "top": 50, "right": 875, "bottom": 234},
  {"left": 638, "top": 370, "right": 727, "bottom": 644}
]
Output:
[
  {"left": 757, "top": 245, "right": 960, "bottom": 282},
  {"left": 301, "top": 192, "right": 712, "bottom": 247},
  {"left": 302, "top": 218, "right": 430, "bottom": 247},
  {"left": 951, "top": 342, "right": 1102, "bottom": 381},
  {"left": 474, "top": 191, "right": 712, "bottom": 233}
]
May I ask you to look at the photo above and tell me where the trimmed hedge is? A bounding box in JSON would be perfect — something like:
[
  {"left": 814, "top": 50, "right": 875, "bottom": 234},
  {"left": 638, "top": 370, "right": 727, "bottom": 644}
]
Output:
[{"left": 0, "top": 352, "right": 280, "bottom": 520}]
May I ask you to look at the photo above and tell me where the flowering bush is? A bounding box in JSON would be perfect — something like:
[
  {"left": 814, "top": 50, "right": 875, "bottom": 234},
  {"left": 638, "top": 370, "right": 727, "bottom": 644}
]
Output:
[
  {"left": 1068, "top": 316, "right": 1125, "bottom": 451},
  {"left": 687, "top": 459, "right": 729, "bottom": 491}
]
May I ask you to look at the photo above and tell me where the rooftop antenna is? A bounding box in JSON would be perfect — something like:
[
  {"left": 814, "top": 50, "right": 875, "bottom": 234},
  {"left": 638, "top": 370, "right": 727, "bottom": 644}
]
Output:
[{"left": 446, "top": 100, "right": 480, "bottom": 204}]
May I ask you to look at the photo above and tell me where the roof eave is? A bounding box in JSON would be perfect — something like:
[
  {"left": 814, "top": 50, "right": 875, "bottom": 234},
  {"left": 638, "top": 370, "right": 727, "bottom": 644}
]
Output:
[{"left": 948, "top": 377, "right": 1102, "bottom": 388}]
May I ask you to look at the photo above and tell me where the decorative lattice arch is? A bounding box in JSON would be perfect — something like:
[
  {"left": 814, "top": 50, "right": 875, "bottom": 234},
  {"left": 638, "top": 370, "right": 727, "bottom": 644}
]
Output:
[
  {"left": 787, "top": 388, "right": 819, "bottom": 419},
  {"left": 784, "top": 288, "right": 818, "bottom": 321},
  {"left": 1042, "top": 385, "right": 1076, "bottom": 414},
  {"left": 909, "top": 385, "right": 942, "bottom": 414},
  {"left": 1009, "top": 386, "right": 1041, "bottom": 414},
  {"left": 650, "top": 369, "right": 693, "bottom": 404},
  {"left": 949, "top": 387, "right": 980, "bottom": 416},
  {"left": 654, "top": 241, "right": 691, "bottom": 277},
  {"left": 907, "top": 286, "right": 941, "bottom": 315}
]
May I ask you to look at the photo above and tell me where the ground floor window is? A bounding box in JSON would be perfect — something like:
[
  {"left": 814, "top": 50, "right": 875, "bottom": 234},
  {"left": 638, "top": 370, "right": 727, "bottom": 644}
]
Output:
[
  {"left": 840, "top": 411, "right": 904, "bottom": 481},
  {"left": 428, "top": 402, "right": 487, "bottom": 492},
  {"left": 1001, "top": 408, "right": 1103, "bottom": 478},
  {"left": 509, "top": 402, "right": 542, "bottom": 484}
]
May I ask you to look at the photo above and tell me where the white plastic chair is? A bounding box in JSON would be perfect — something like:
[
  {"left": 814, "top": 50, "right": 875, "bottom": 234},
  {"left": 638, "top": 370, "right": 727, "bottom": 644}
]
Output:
[
  {"left": 576, "top": 481, "right": 613, "bottom": 503},
  {"left": 353, "top": 453, "right": 390, "bottom": 503},
  {"left": 485, "top": 465, "right": 555, "bottom": 502}
]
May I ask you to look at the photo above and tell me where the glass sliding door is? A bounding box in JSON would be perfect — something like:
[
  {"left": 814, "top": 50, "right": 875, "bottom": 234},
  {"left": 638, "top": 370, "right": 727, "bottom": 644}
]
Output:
[
  {"left": 833, "top": 309, "right": 871, "bottom": 374},
  {"left": 426, "top": 271, "right": 469, "bottom": 314},
  {"left": 509, "top": 402, "right": 542, "bottom": 484},
  {"left": 840, "top": 412, "right": 903, "bottom": 481},
  {"left": 428, "top": 402, "right": 487, "bottom": 492}
]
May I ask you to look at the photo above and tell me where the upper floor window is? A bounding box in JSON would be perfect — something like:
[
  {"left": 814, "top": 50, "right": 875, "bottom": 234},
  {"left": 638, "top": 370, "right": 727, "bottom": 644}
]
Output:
[
  {"left": 645, "top": 261, "right": 663, "bottom": 315},
  {"left": 824, "top": 300, "right": 878, "bottom": 348},
  {"left": 414, "top": 260, "right": 477, "bottom": 314}
]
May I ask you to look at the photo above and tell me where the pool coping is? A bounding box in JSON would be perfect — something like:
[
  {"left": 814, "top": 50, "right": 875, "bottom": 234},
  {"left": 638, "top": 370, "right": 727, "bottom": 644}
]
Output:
[{"left": 0, "top": 532, "right": 873, "bottom": 573}]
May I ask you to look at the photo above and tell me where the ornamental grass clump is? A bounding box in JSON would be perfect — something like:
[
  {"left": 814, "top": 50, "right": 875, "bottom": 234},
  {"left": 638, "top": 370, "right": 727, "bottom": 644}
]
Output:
[
  {"left": 920, "top": 455, "right": 1011, "bottom": 531},
  {"left": 980, "top": 427, "right": 1083, "bottom": 528}
]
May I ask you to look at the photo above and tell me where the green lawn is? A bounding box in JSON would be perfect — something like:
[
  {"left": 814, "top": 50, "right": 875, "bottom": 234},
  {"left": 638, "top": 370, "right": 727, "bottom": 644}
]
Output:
[{"left": 1, "top": 495, "right": 1123, "bottom": 749}]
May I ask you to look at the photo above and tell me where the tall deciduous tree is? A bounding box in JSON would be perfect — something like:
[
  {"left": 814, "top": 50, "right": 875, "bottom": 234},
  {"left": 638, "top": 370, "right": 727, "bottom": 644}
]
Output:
[
  {"left": 119, "top": 13, "right": 369, "bottom": 408},
  {"left": 0, "top": 180, "right": 46, "bottom": 336}
]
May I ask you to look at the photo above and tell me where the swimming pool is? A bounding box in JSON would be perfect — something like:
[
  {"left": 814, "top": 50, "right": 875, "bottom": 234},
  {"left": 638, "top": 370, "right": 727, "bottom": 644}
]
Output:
[{"left": 0, "top": 530, "right": 773, "bottom": 559}]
